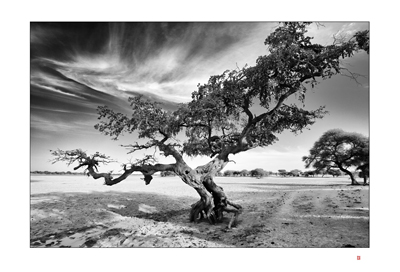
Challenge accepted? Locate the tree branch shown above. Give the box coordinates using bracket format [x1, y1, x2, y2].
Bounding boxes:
[51, 149, 177, 186]
[99, 162, 176, 186]
[242, 97, 254, 124]
[238, 87, 296, 142]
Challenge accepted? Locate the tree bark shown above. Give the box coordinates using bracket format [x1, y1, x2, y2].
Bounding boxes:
[75, 161, 175, 186]
[194, 153, 243, 228]
[357, 163, 369, 185]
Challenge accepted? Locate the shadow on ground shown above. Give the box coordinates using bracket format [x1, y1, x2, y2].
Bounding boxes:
[30, 186, 369, 248]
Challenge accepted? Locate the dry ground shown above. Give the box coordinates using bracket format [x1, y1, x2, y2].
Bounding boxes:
[30, 175, 369, 248]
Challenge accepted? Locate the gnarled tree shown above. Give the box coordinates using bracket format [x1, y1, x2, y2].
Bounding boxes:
[51, 22, 369, 228]
[302, 129, 369, 185]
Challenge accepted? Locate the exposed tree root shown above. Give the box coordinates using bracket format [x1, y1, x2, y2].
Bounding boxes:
[190, 199, 242, 228]
[190, 200, 216, 224]
[189, 175, 243, 228]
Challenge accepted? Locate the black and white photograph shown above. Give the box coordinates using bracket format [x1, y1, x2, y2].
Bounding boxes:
[30, 21, 370, 249]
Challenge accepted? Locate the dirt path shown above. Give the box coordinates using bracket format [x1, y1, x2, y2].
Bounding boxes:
[30, 179, 369, 248]
[258, 187, 369, 247]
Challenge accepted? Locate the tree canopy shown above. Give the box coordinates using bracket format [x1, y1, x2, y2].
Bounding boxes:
[250, 168, 269, 177]
[278, 169, 288, 176]
[92, 22, 369, 162]
[302, 129, 369, 185]
[289, 169, 302, 177]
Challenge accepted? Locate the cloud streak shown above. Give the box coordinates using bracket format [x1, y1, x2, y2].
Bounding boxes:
[31, 22, 272, 104]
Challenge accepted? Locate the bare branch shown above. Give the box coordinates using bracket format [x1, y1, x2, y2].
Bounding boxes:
[51, 149, 177, 186]
[339, 65, 368, 86]
[121, 141, 158, 154]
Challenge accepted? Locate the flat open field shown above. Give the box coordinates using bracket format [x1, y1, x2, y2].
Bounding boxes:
[30, 175, 369, 248]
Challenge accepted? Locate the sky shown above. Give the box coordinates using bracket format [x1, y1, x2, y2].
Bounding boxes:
[30, 22, 369, 173]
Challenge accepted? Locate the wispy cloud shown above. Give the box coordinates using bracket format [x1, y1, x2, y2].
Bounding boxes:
[31, 82, 81, 98]
[333, 22, 367, 38]
[31, 23, 272, 104]
[31, 114, 78, 133]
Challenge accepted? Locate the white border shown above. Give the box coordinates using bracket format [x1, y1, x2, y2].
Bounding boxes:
[2, 0, 399, 271]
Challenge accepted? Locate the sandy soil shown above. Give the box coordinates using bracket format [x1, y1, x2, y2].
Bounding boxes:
[30, 175, 369, 248]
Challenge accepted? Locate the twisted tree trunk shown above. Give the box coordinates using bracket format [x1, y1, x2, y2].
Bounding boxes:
[193, 153, 243, 228]
[73, 147, 242, 228]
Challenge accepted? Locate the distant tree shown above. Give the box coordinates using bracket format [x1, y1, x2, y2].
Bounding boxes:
[240, 169, 250, 177]
[289, 169, 302, 177]
[327, 169, 341, 177]
[250, 168, 267, 178]
[265, 171, 273, 176]
[303, 170, 315, 177]
[278, 169, 287, 177]
[250, 169, 258, 177]
[303, 129, 369, 185]
[223, 170, 235, 177]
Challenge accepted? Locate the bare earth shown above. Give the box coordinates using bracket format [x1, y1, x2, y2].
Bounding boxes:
[30, 175, 369, 248]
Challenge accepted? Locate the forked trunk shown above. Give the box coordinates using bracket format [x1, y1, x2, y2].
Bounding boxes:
[171, 161, 215, 223]
[193, 155, 243, 228]
[349, 173, 359, 185]
[337, 164, 359, 185]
